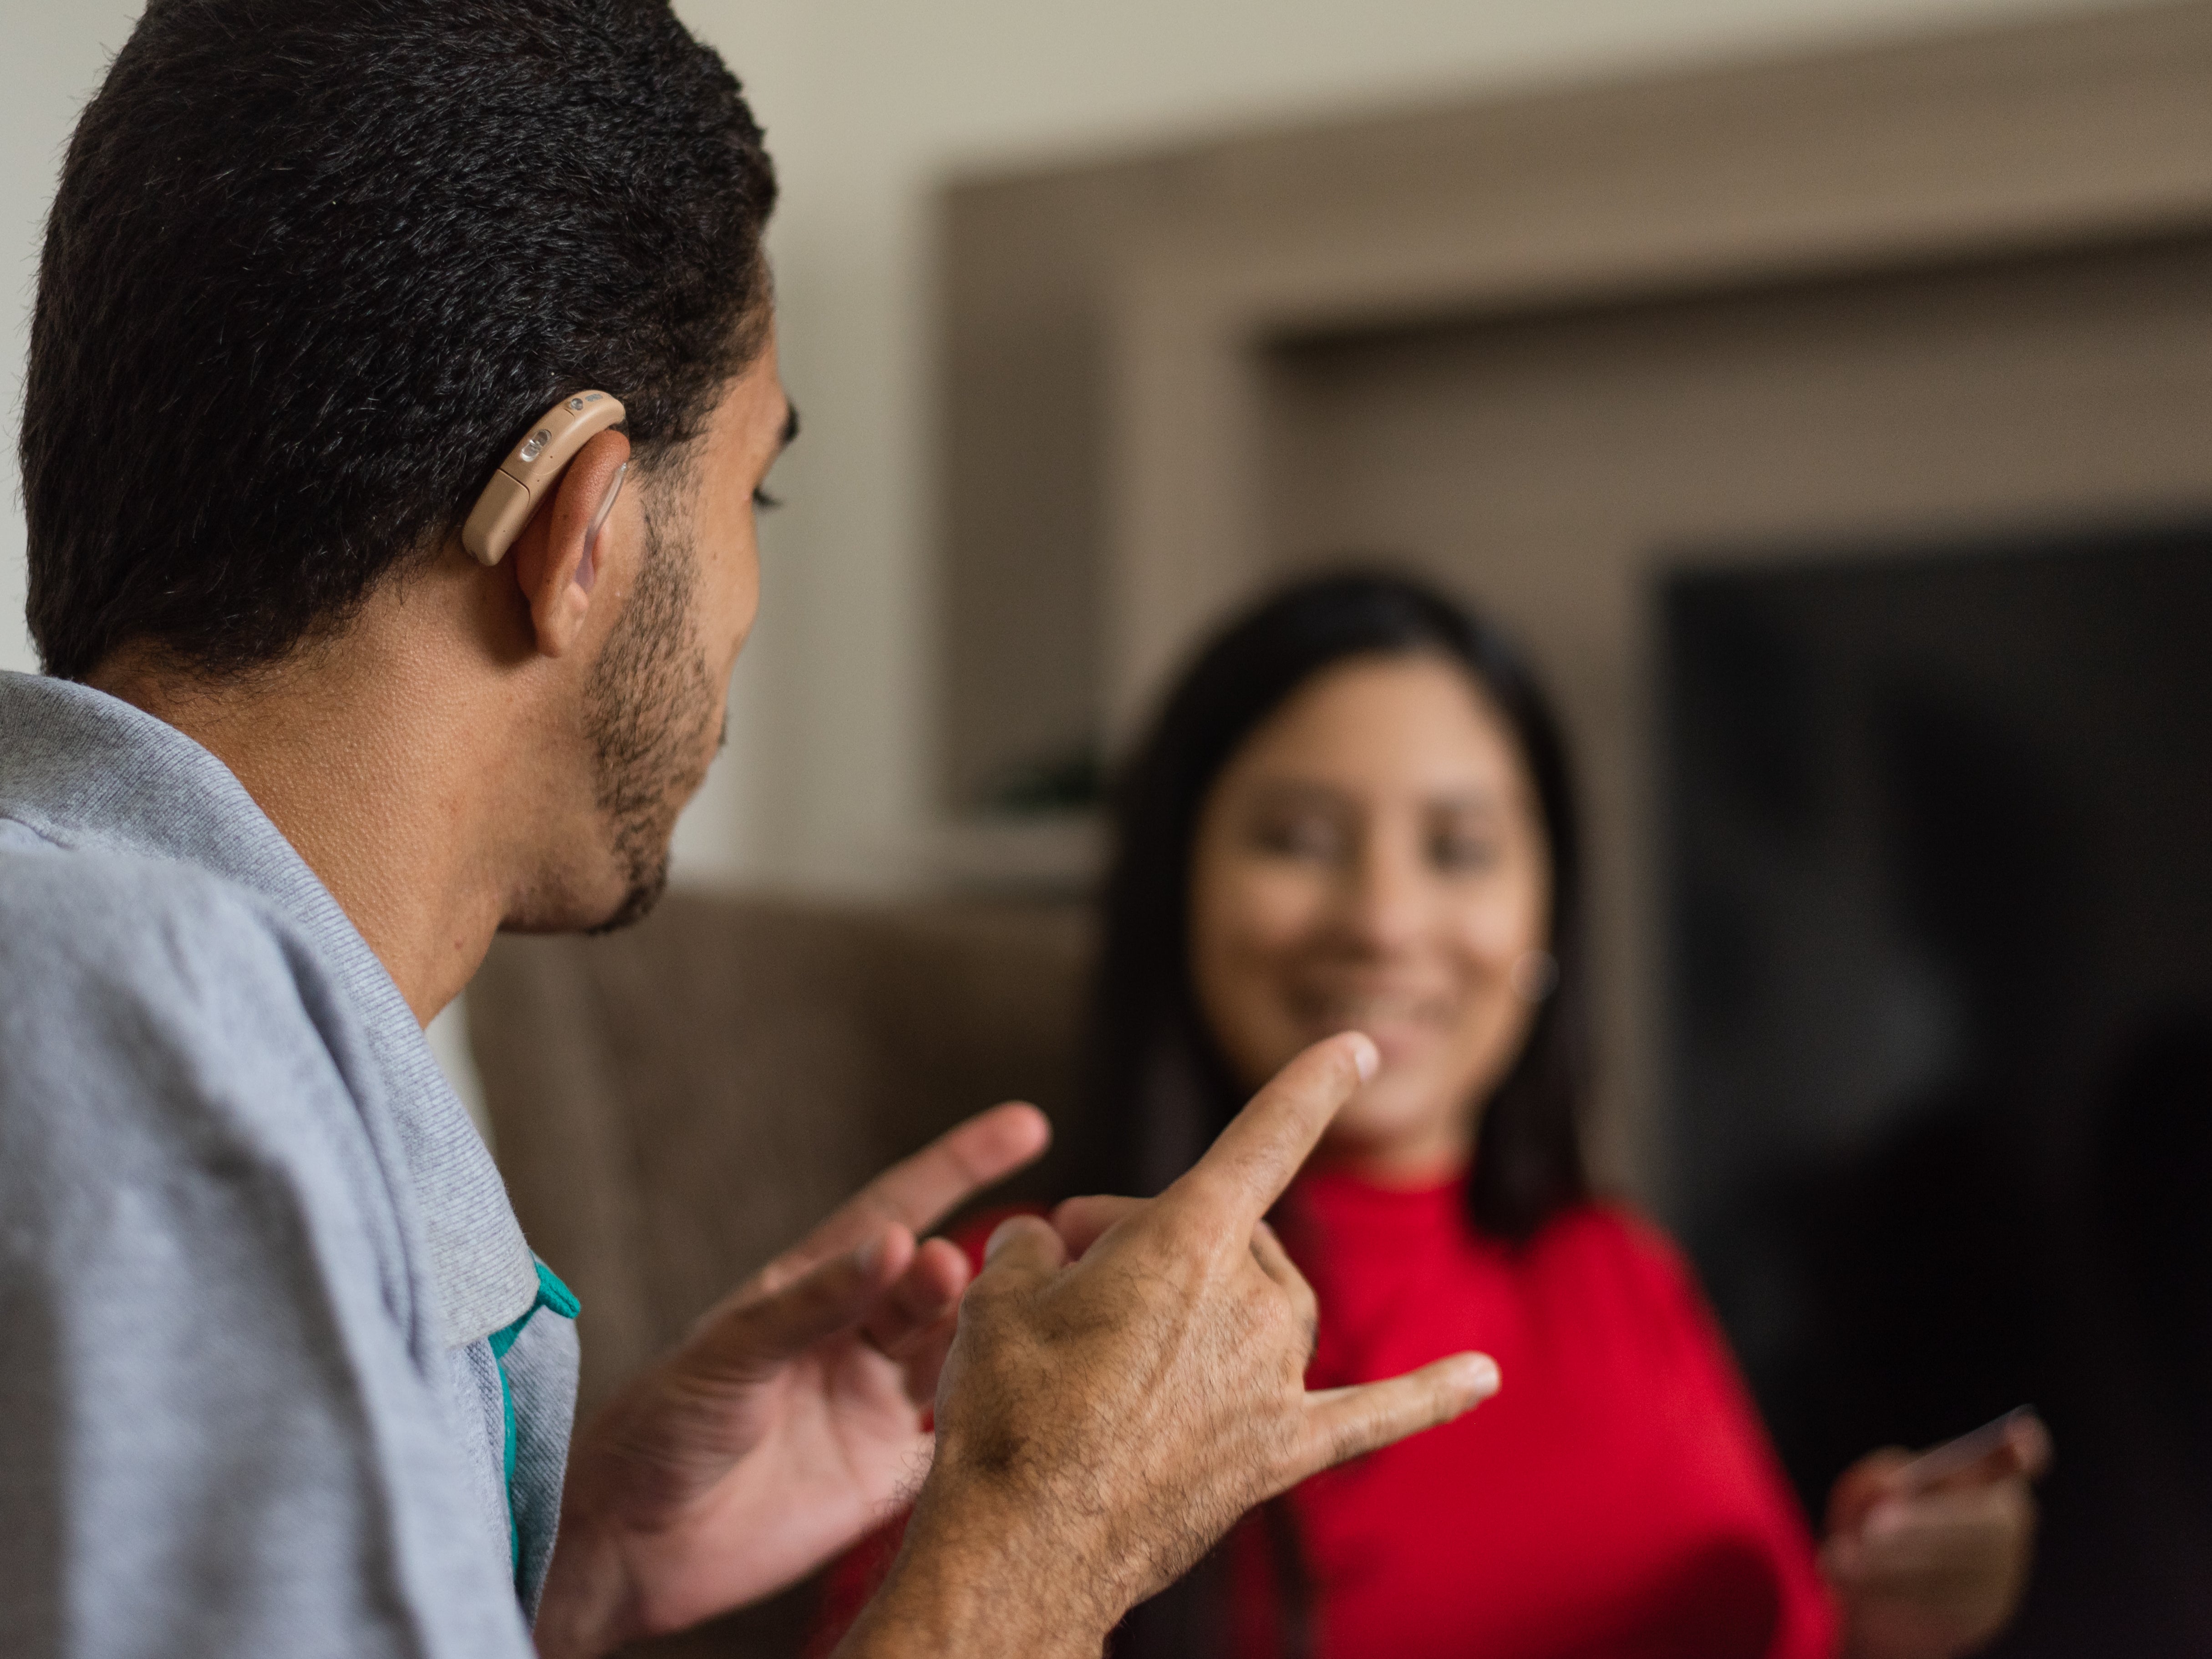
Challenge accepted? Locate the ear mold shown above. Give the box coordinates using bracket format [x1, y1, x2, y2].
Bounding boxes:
[461, 391, 626, 565]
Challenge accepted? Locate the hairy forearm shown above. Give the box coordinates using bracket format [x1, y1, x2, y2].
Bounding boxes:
[835, 1477, 1114, 1659]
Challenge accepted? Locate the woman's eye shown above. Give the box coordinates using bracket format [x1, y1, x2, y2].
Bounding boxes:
[752, 485, 782, 510]
[1430, 832, 1501, 872]
[1254, 819, 1342, 861]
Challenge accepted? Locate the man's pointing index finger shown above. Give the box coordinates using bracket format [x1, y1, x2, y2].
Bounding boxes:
[1168, 1033, 1377, 1226]
[775, 1102, 1051, 1279]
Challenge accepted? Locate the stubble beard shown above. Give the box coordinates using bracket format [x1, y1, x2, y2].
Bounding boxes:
[580, 496, 721, 935]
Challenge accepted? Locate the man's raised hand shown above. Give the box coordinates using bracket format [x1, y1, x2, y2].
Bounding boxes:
[855, 1034, 1500, 1657]
[536, 1101, 1050, 1657]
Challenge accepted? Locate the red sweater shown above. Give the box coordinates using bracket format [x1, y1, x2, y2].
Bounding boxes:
[816, 1170, 1837, 1659]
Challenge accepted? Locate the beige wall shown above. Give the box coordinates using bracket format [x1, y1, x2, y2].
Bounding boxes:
[0, 0, 146, 676]
[2, 0, 2144, 893]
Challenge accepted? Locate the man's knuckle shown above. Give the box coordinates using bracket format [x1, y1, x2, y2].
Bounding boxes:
[1149, 1206, 1220, 1265]
[1171, 1166, 1233, 1216]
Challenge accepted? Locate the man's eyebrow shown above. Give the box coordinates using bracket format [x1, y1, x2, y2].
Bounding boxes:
[779, 401, 800, 451]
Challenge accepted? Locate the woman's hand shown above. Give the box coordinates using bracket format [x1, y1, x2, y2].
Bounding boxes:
[1825, 1410, 2052, 1659]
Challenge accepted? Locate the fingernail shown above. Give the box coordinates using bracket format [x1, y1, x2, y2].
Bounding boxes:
[851, 1233, 888, 1276]
[982, 1219, 1024, 1263]
[1454, 1353, 1501, 1399]
[1348, 1033, 1380, 1082]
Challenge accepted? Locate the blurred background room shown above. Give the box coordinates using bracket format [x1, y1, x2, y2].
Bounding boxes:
[7, 0, 2211, 1652]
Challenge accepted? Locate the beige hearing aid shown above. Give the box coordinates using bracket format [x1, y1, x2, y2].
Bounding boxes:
[461, 390, 626, 565]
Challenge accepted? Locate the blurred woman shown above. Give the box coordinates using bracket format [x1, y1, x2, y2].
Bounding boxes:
[819, 571, 2044, 1659]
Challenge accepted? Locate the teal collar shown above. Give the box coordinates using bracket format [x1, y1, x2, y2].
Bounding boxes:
[490, 1259, 581, 1582]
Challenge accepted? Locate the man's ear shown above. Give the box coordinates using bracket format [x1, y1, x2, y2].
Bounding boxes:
[507, 428, 632, 658]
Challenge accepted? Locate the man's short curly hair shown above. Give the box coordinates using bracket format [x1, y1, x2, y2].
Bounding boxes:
[22, 0, 776, 681]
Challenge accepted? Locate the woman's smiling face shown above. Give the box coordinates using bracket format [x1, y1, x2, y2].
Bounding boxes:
[1187, 652, 1553, 1183]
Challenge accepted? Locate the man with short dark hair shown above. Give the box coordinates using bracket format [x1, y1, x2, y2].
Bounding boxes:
[0, 4, 1497, 1655]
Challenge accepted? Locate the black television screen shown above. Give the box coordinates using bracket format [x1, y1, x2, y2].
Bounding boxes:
[1662, 525, 2212, 1654]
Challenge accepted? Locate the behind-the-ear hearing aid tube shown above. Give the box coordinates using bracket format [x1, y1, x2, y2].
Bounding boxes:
[575, 462, 626, 594]
[462, 390, 627, 566]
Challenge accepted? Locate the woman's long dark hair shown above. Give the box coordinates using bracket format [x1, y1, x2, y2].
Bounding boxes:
[1078, 570, 1594, 1659]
